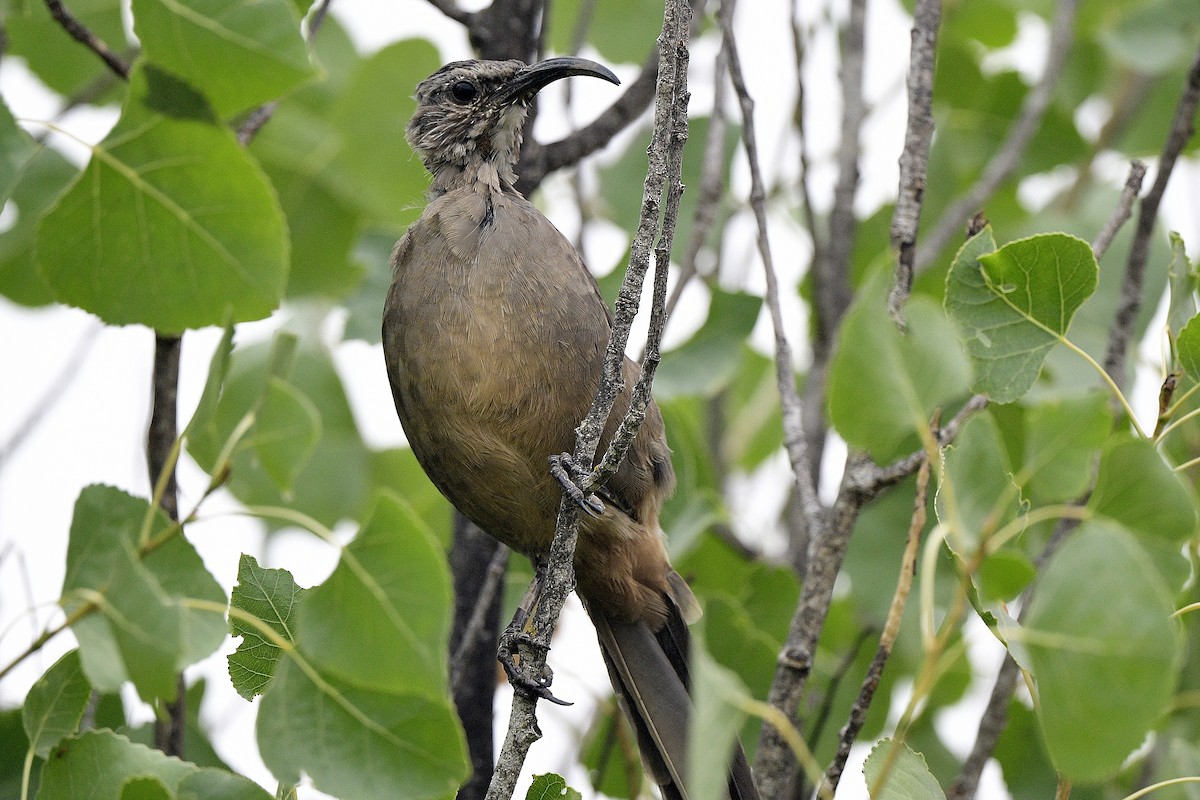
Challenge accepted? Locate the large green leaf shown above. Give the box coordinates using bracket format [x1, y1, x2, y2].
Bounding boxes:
[61, 485, 227, 701]
[296, 492, 453, 697]
[829, 273, 971, 462]
[1019, 392, 1111, 503]
[0, 97, 36, 203]
[0, 146, 78, 307]
[132, 0, 315, 118]
[1022, 521, 1181, 782]
[37, 65, 288, 332]
[687, 632, 750, 800]
[254, 376, 321, 495]
[938, 413, 1015, 549]
[944, 229, 1098, 403]
[228, 554, 305, 699]
[257, 492, 467, 800]
[863, 739, 946, 800]
[546, 0, 660, 64]
[22, 649, 92, 759]
[1086, 436, 1197, 589]
[36, 729, 271, 800]
[656, 290, 762, 399]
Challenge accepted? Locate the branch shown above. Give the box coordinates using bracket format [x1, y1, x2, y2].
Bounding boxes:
[44, 0, 129, 80]
[1102, 44, 1200, 387]
[886, 0, 942, 323]
[425, 0, 474, 25]
[818, 448, 931, 798]
[148, 334, 184, 756]
[485, 1, 692, 795]
[1091, 160, 1146, 260]
[912, 0, 1078, 273]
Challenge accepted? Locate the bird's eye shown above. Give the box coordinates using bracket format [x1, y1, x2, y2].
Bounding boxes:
[449, 80, 478, 103]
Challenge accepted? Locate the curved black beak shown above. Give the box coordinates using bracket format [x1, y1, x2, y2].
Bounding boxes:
[499, 57, 620, 104]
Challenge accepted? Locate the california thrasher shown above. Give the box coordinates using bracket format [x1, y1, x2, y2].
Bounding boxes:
[383, 57, 758, 800]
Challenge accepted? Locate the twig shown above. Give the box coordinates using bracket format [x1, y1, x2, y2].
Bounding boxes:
[1102, 44, 1200, 388]
[485, 2, 692, 796]
[663, 46, 730, 322]
[789, 5, 820, 267]
[803, 627, 875, 756]
[912, 0, 1078, 273]
[451, 542, 510, 691]
[44, 0, 129, 79]
[425, 0, 474, 25]
[148, 334, 184, 756]
[859, 395, 988, 493]
[818, 448, 932, 799]
[886, 0, 942, 324]
[812, 0, 866, 358]
[0, 322, 101, 472]
[1091, 161, 1146, 260]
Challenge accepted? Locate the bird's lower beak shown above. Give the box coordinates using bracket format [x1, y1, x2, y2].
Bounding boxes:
[499, 57, 620, 104]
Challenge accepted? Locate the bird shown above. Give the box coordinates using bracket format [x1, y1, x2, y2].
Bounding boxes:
[382, 57, 758, 800]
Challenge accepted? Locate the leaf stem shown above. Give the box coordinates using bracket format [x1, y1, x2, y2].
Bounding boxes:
[1060, 337, 1148, 439]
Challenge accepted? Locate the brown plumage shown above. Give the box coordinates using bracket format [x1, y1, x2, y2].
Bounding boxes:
[382, 57, 758, 800]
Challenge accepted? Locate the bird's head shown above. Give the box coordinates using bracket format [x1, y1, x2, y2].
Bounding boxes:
[407, 57, 620, 194]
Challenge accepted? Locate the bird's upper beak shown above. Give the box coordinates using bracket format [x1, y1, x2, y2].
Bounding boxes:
[498, 57, 620, 104]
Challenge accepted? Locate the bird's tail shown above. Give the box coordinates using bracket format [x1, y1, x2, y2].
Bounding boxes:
[585, 593, 759, 800]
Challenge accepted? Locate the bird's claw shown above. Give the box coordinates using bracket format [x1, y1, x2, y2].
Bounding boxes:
[549, 453, 605, 517]
[497, 630, 572, 706]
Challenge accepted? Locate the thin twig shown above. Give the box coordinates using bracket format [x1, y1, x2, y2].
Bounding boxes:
[425, 0, 474, 25]
[912, 0, 1078, 272]
[0, 322, 101, 472]
[44, 0, 129, 79]
[859, 394, 988, 493]
[451, 544, 510, 692]
[1102, 44, 1200, 388]
[818, 448, 931, 799]
[485, 2, 692, 796]
[789, 4, 820, 266]
[663, 46, 730, 322]
[886, 0, 942, 324]
[1091, 161, 1147, 260]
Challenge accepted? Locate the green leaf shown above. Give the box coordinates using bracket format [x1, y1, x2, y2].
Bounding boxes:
[22, 649, 92, 758]
[1086, 436, 1196, 589]
[0, 146, 78, 307]
[526, 773, 583, 800]
[258, 658, 467, 800]
[1098, 0, 1199, 75]
[939, 413, 1015, 550]
[254, 377, 321, 494]
[61, 485, 227, 701]
[829, 273, 971, 462]
[228, 554, 305, 700]
[944, 229, 1098, 403]
[1020, 393, 1111, 502]
[0, 97, 37, 203]
[1166, 232, 1198, 364]
[184, 319, 236, 461]
[296, 492, 453, 696]
[547, 0, 660, 64]
[1022, 520, 1181, 782]
[977, 549, 1036, 602]
[656, 290, 762, 399]
[863, 738, 946, 800]
[119, 776, 173, 800]
[6, 0, 129, 97]
[256, 492, 468, 799]
[687, 633, 750, 800]
[0, 709, 38, 799]
[322, 39, 442, 227]
[36, 729, 272, 800]
[1178, 314, 1200, 382]
[36, 65, 288, 332]
[132, 0, 316, 119]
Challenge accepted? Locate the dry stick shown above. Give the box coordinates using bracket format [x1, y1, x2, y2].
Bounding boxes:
[818, 450, 932, 799]
[663, 46, 730, 322]
[912, 0, 1078, 274]
[1103, 44, 1200, 388]
[485, 1, 692, 796]
[886, 0, 942, 324]
[1092, 160, 1147, 261]
[44, 0, 130, 78]
[721, 2, 849, 794]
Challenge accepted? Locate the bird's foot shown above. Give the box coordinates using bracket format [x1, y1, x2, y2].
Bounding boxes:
[497, 621, 572, 706]
[549, 453, 604, 517]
